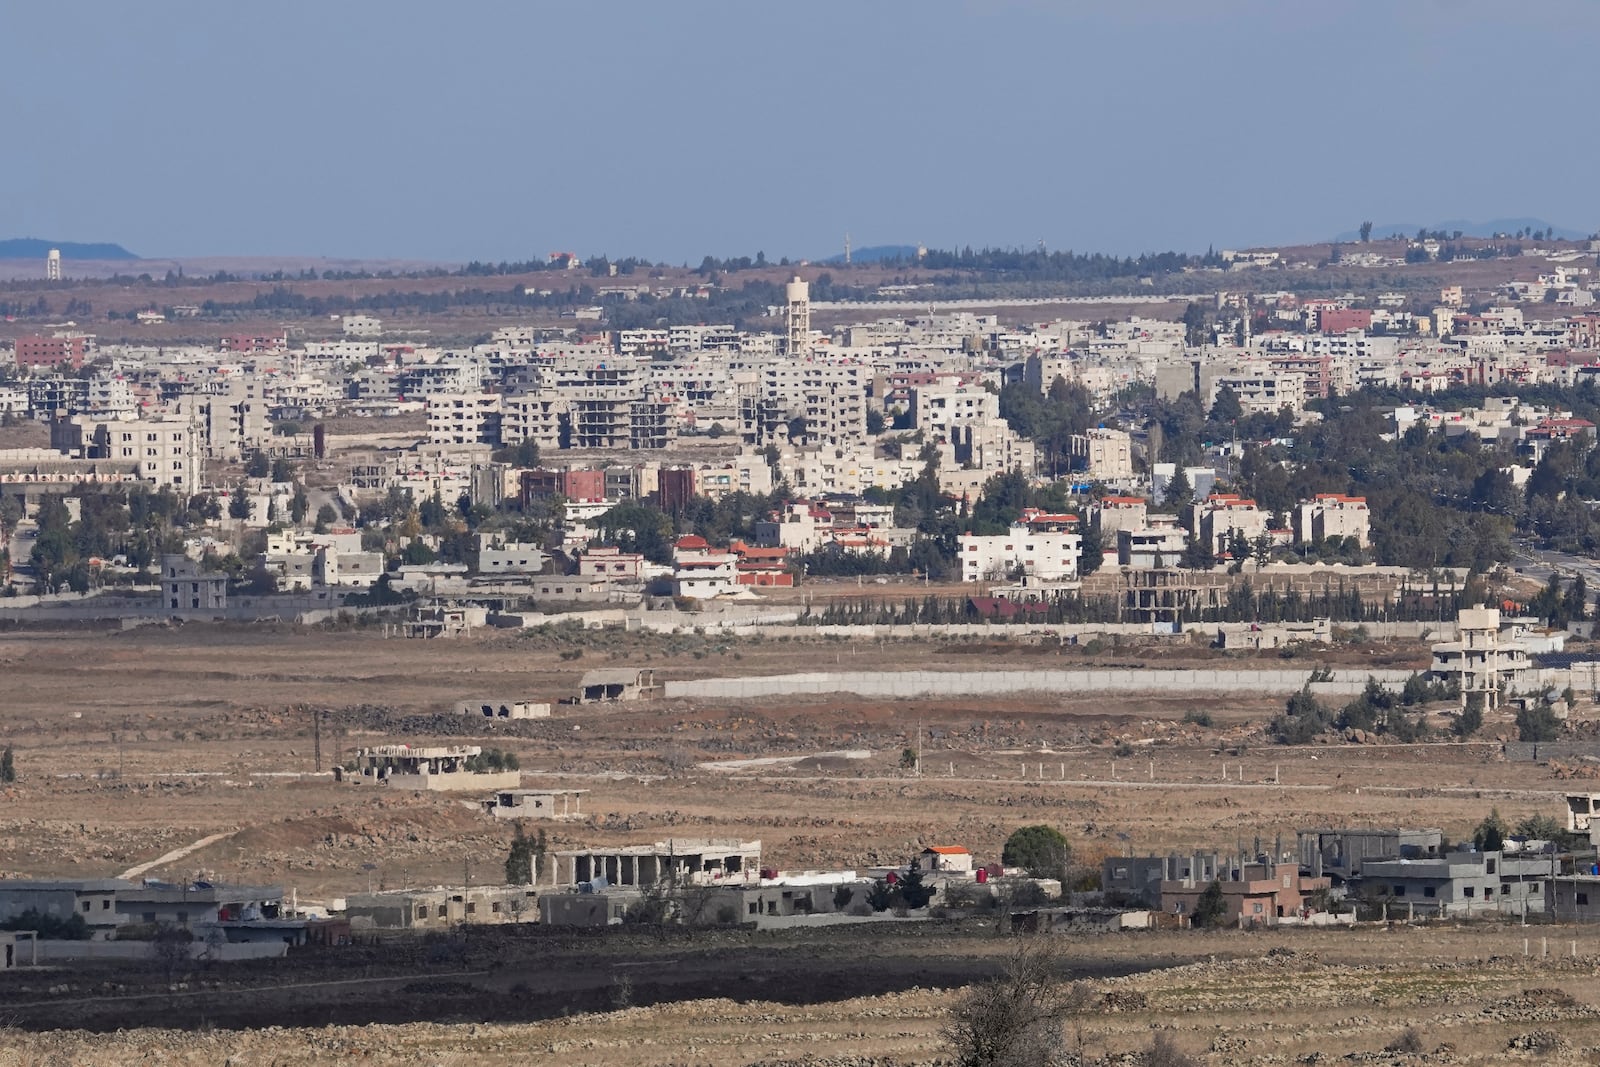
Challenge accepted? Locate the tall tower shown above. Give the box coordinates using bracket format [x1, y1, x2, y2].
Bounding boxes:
[45, 248, 61, 281]
[844, 233, 851, 266]
[785, 276, 810, 358]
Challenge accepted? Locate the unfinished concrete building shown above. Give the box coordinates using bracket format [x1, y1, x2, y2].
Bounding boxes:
[481, 788, 586, 821]
[345, 884, 538, 930]
[456, 699, 551, 720]
[344, 745, 521, 792]
[1296, 828, 1443, 883]
[554, 839, 761, 888]
[578, 668, 659, 703]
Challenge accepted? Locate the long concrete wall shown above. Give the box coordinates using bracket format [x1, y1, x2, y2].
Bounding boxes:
[35, 939, 288, 962]
[663, 668, 1414, 702]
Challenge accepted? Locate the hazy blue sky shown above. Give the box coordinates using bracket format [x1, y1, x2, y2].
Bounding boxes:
[5, 1, 1596, 262]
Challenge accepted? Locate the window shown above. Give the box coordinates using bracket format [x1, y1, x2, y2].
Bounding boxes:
[1578, 892, 1589, 906]
[81, 901, 91, 913]
[102, 899, 110, 910]
[466, 902, 476, 915]
[1393, 885, 1405, 896]
[416, 907, 427, 920]
[1486, 859, 1497, 874]
[1462, 886, 1475, 898]
[1423, 886, 1436, 898]
[437, 905, 447, 918]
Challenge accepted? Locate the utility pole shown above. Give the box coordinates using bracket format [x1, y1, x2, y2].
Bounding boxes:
[312, 706, 322, 773]
[916, 720, 923, 777]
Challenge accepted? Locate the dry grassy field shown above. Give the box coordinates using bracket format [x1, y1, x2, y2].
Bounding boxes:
[2, 622, 1597, 1061]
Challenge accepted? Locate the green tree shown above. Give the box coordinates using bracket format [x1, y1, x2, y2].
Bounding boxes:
[866, 409, 885, 435]
[1473, 808, 1507, 851]
[1516, 703, 1560, 743]
[0, 744, 13, 783]
[270, 457, 294, 483]
[898, 859, 936, 909]
[228, 485, 252, 521]
[290, 485, 309, 524]
[1001, 825, 1070, 883]
[1209, 385, 1243, 424]
[245, 452, 270, 479]
[1455, 693, 1484, 737]
[491, 440, 541, 468]
[505, 826, 546, 885]
[1191, 880, 1227, 927]
[1359, 220, 1374, 243]
[314, 503, 339, 532]
[1162, 469, 1192, 511]
[1078, 521, 1103, 576]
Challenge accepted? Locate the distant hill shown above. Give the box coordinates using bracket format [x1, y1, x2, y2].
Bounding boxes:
[0, 237, 138, 260]
[1331, 218, 1590, 243]
[820, 244, 921, 265]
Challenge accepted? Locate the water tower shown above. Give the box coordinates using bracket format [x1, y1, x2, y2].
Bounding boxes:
[45, 248, 61, 281]
[784, 276, 810, 358]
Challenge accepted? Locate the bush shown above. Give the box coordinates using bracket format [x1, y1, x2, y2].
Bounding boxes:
[1147, 1032, 1201, 1067]
[1385, 1026, 1425, 1054]
[1181, 709, 1213, 727]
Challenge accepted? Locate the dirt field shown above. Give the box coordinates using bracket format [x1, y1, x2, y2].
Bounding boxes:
[0, 625, 1570, 900]
[2, 622, 1597, 1059]
[4, 924, 1600, 1064]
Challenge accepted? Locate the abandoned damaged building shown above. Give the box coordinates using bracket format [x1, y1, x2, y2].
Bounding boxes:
[341, 745, 521, 792]
[554, 839, 761, 888]
[456, 699, 551, 720]
[345, 885, 538, 930]
[481, 788, 587, 820]
[577, 668, 658, 703]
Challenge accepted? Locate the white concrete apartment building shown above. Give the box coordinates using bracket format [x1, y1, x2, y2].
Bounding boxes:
[1202, 362, 1305, 415]
[758, 363, 868, 446]
[960, 525, 1082, 583]
[427, 393, 502, 447]
[1294, 494, 1370, 547]
[1070, 427, 1135, 482]
[909, 382, 999, 439]
[342, 315, 383, 337]
[1188, 493, 1269, 557]
[672, 536, 739, 599]
[500, 392, 567, 451]
[65, 417, 202, 492]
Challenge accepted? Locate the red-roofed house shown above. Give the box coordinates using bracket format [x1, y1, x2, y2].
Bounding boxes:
[730, 540, 793, 588]
[921, 846, 974, 874]
[673, 536, 738, 599]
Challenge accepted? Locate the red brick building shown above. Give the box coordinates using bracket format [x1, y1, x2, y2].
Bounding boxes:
[14, 335, 87, 369]
[1317, 308, 1373, 334]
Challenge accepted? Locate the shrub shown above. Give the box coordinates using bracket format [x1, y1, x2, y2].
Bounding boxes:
[1181, 709, 1213, 727]
[1385, 1026, 1425, 1054]
[1516, 703, 1561, 742]
[1147, 1032, 1201, 1067]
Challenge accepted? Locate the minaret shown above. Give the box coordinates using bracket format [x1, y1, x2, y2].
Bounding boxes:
[46, 248, 61, 281]
[785, 276, 810, 358]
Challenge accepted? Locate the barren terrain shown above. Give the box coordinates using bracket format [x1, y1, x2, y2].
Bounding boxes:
[2, 622, 1598, 1061]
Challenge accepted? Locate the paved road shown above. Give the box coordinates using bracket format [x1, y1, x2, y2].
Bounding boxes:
[1516, 544, 1600, 587]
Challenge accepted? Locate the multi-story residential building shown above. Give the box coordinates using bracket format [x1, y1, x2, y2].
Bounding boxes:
[427, 393, 502, 447]
[1070, 427, 1134, 482]
[909, 381, 998, 439]
[959, 516, 1081, 583]
[14, 335, 89, 370]
[1188, 493, 1268, 558]
[1293, 494, 1370, 546]
[54, 416, 202, 491]
[672, 535, 739, 599]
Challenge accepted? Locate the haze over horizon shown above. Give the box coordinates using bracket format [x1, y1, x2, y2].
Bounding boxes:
[6, 1, 1597, 263]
